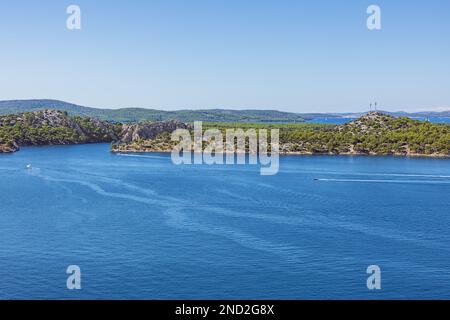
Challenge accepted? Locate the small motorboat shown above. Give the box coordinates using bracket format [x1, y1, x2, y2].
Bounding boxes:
[26, 164, 32, 169]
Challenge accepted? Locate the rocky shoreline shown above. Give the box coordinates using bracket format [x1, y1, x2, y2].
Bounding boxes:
[111, 147, 450, 158]
[0, 141, 19, 153]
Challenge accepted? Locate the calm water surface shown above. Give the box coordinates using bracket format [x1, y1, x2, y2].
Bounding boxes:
[307, 117, 450, 125]
[1, 144, 450, 299]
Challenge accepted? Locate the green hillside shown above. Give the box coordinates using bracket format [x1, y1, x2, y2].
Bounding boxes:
[0, 99, 307, 123]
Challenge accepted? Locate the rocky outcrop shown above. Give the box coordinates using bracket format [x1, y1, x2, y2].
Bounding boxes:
[0, 110, 121, 152]
[119, 120, 190, 143]
[336, 112, 397, 134]
[111, 120, 191, 153]
[0, 110, 191, 153]
[0, 141, 19, 153]
[23, 109, 120, 142]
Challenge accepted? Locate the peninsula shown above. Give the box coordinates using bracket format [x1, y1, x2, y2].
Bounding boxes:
[1, 109, 449, 157]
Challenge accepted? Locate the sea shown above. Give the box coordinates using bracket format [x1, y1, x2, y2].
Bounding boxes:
[1, 144, 450, 299]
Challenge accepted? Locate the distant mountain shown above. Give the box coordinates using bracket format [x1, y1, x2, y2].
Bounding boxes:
[0, 100, 95, 117]
[1, 99, 449, 123]
[0, 100, 307, 123]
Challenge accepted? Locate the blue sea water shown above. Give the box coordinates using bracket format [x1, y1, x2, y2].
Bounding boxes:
[1, 144, 450, 299]
[307, 117, 450, 125]
[306, 118, 355, 124]
[418, 117, 450, 124]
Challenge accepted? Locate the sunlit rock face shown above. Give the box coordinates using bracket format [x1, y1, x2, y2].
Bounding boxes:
[119, 120, 190, 143]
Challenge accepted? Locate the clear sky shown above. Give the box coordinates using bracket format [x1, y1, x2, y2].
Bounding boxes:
[0, 0, 449, 112]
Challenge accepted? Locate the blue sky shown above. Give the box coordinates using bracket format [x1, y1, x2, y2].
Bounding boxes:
[0, 0, 449, 112]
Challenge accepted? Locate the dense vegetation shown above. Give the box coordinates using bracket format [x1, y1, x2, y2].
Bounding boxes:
[114, 113, 450, 156]
[0, 110, 121, 152]
[2, 99, 450, 124]
[202, 113, 450, 155]
[0, 99, 308, 123]
[2, 110, 450, 157]
[204, 114, 450, 155]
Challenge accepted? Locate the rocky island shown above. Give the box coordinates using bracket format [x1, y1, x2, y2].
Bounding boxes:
[1, 110, 449, 157]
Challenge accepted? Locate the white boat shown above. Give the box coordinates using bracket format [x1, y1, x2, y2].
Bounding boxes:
[26, 164, 32, 169]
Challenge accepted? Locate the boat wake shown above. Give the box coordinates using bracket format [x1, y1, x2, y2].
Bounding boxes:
[315, 178, 450, 184]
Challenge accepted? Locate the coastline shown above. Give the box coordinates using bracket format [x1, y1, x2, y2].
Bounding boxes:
[3, 141, 449, 159]
[3, 110, 450, 159]
[110, 146, 450, 159]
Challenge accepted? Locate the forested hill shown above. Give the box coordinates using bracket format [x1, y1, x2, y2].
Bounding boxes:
[0, 110, 121, 152]
[269, 112, 450, 156]
[0, 99, 307, 123]
[2, 99, 450, 123]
